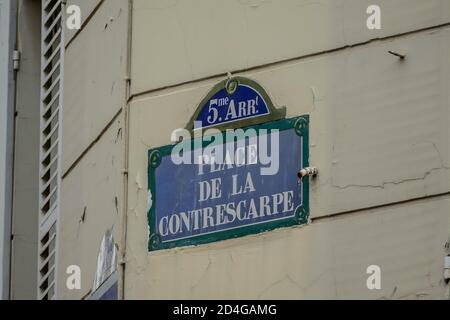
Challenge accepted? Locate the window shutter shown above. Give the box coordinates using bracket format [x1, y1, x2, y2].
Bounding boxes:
[38, 0, 64, 300]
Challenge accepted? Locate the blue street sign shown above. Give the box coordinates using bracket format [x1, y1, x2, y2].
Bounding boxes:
[195, 83, 270, 129]
[147, 116, 309, 251]
[186, 77, 286, 131]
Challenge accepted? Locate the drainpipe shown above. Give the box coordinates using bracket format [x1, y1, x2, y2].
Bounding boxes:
[118, 0, 133, 301]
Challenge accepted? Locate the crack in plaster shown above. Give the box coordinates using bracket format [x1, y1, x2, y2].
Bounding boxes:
[257, 274, 304, 299]
[189, 255, 213, 294]
[332, 166, 450, 190]
[332, 141, 450, 190]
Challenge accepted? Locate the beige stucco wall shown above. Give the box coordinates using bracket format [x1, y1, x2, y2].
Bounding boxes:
[57, 0, 450, 299]
[58, 0, 129, 299]
[65, 0, 103, 45]
[62, 0, 128, 175]
[58, 114, 125, 299]
[131, 0, 450, 94]
[128, 27, 450, 220]
[126, 194, 450, 299]
[125, 25, 450, 299]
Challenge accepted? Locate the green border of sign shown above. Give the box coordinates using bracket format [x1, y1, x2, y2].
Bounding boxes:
[147, 115, 310, 251]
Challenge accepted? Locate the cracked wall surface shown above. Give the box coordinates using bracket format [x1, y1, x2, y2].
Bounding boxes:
[131, 0, 450, 94]
[125, 20, 450, 299]
[65, 0, 103, 45]
[128, 26, 450, 220]
[125, 194, 450, 299]
[57, 0, 450, 299]
[58, 0, 129, 299]
[63, 0, 128, 175]
[58, 115, 124, 299]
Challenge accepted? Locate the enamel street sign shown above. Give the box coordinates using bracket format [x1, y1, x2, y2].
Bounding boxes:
[147, 77, 309, 251]
[186, 77, 286, 132]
